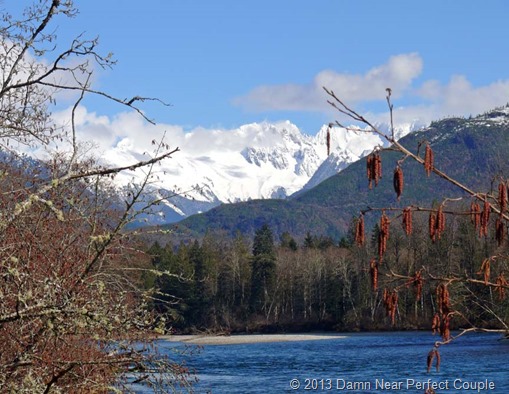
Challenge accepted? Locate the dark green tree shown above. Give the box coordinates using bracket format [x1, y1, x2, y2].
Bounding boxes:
[280, 231, 298, 251]
[152, 242, 193, 328]
[303, 231, 317, 248]
[250, 224, 277, 314]
[189, 240, 212, 326]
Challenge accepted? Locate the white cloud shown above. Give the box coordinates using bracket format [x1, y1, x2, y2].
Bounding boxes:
[431, 75, 509, 116]
[47, 106, 300, 168]
[367, 75, 509, 126]
[38, 50, 509, 168]
[234, 53, 423, 111]
[316, 53, 423, 101]
[234, 52, 509, 130]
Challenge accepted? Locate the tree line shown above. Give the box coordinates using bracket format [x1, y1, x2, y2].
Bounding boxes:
[147, 212, 509, 334]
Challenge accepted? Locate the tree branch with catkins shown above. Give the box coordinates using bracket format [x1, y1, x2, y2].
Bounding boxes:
[324, 86, 509, 371]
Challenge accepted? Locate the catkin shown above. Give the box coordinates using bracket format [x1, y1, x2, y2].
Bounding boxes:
[427, 348, 440, 373]
[393, 166, 404, 200]
[326, 128, 331, 156]
[355, 214, 365, 246]
[370, 259, 378, 291]
[435, 283, 452, 341]
[435, 205, 445, 240]
[436, 283, 450, 315]
[480, 200, 491, 237]
[367, 155, 373, 189]
[402, 207, 412, 236]
[378, 212, 390, 260]
[429, 211, 436, 241]
[424, 144, 434, 177]
[496, 273, 508, 300]
[383, 290, 399, 325]
[499, 182, 507, 214]
[366, 152, 382, 188]
[375, 153, 382, 186]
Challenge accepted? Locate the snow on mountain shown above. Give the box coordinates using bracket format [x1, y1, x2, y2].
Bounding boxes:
[105, 120, 421, 223]
[300, 121, 422, 192]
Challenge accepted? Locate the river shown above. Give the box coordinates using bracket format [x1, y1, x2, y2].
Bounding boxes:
[134, 331, 508, 393]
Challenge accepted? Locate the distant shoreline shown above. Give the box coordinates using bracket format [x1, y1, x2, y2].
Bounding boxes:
[161, 333, 347, 345]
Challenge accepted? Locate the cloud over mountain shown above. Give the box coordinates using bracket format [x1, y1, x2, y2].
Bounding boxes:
[233, 53, 422, 111]
[44, 106, 417, 222]
[233, 52, 509, 127]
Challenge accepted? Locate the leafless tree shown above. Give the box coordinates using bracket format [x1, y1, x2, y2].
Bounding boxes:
[0, 1, 193, 392]
[324, 86, 509, 369]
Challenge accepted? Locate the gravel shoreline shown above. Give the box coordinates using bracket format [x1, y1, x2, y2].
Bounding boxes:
[161, 333, 347, 345]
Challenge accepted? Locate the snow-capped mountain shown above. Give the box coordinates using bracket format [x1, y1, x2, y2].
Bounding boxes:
[106, 120, 421, 224]
[301, 121, 424, 192]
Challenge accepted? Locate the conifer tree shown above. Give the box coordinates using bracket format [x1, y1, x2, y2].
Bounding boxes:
[250, 224, 277, 314]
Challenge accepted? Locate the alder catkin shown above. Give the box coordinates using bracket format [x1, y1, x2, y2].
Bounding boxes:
[402, 207, 412, 236]
[435, 205, 445, 240]
[480, 200, 491, 237]
[355, 214, 365, 246]
[470, 201, 481, 231]
[426, 348, 441, 373]
[326, 128, 331, 156]
[496, 273, 508, 300]
[436, 283, 450, 315]
[393, 166, 404, 200]
[370, 258, 378, 291]
[424, 144, 434, 177]
[499, 182, 507, 214]
[367, 155, 373, 189]
[367, 152, 382, 188]
[429, 211, 436, 241]
[383, 290, 399, 325]
[374, 153, 382, 186]
[378, 212, 390, 260]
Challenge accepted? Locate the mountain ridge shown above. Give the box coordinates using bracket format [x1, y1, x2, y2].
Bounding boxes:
[109, 120, 417, 224]
[169, 106, 509, 241]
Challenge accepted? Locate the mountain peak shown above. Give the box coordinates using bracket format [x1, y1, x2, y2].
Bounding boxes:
[175, 108, 509, 240]
[108, 119, 423, 224]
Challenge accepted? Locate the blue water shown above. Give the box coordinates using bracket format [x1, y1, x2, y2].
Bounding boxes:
[140, 331, 509, 393]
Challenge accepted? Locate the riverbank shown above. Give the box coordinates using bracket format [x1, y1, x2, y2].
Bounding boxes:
[162, 333, 347, 345]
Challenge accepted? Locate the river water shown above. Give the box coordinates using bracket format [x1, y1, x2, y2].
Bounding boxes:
[137, 331, 509, 393]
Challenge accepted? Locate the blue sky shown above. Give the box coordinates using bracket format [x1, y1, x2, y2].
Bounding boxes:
[11, 1, 509, 135]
